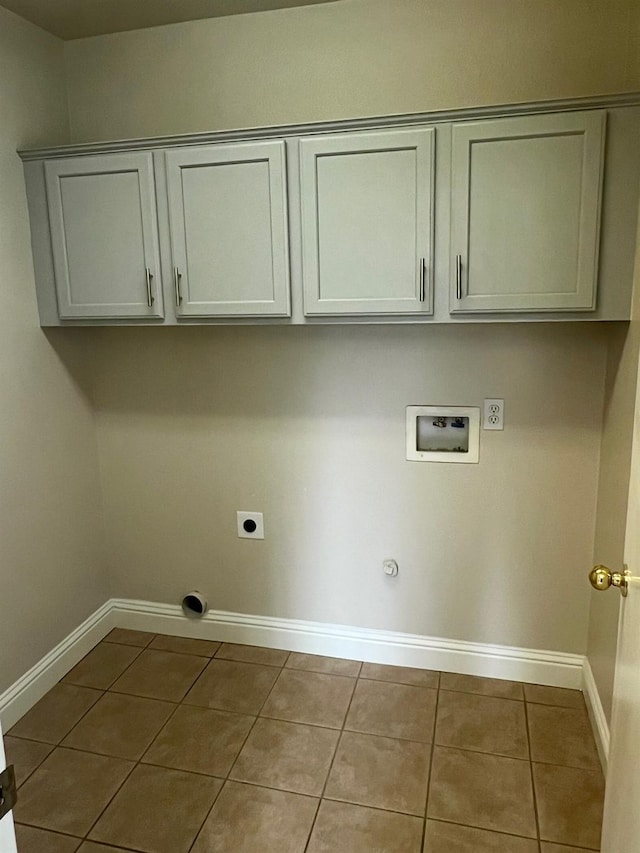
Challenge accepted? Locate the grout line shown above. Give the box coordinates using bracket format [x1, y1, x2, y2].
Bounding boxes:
[135, 647, 218, 660]
[429, 742, 532, 764]
[184, 774, 225, 853]
[33, 688, 107, 749]
[64, 645, 145, 693]
[525, 699, 587, 711]
[438, 686, 524, 703]
[302, 664, 360, 852]
[103, 629, 156, 649]
[79, 646, 210, 845]
[424, 817, 545, 844]
[4, 739, 54, 790]
[358, 675, 440, 690]
[12, 824, 83, 843]
[523, 697, 543, 851]
[69, 754, 137, 845]
[186, 652, 294, 853]
[422, 679, 441, 850]
[137, 758, 228, 780]
[213, 641, 292, 667]
[106, 688, 181, 703]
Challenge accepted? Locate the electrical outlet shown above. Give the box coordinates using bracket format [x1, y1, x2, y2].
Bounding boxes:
[483, 398, 504, 430]
[237, 511, 264, 539]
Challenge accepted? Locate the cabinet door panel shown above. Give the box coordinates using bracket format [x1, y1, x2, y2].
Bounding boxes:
[165, 141, 290, 317]
[300, 129, 434, 315]
[45, 153, 163, 319]
[451, 111, 605, 313]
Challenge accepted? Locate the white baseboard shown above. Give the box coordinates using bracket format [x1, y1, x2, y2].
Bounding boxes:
[112, 598, 585, 688]
[582, 657, 610, 773]
[0, 602, 115, 730]
[0, 597, 587, 730]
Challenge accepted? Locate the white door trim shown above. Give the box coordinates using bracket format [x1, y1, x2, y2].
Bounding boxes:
[582, 657, 611, 772]
[0, 718, 17, 852]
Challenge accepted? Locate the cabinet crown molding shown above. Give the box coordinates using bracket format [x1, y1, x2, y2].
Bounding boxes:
[17, 91, 640, 161]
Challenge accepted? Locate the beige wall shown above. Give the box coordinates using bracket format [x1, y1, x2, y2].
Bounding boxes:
[65, 0, 640, 142]
[60, 0, 640, 657]
[0, 0, 634, 706]
[629, 0, 640, 86]
[92, 324, 606, 653]
[0, 8, 107, 695]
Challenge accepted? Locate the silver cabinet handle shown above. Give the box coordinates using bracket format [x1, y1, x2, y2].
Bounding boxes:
[455, 254, 463, 300]
[145, 268, 154, 307]
[419, 258, 426, 303]
[174, 267, 183, 307]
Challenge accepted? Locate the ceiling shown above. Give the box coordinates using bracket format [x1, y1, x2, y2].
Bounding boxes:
[0, 0, 342, 39]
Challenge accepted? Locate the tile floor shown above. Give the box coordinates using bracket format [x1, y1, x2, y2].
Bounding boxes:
[6, 629, 605, 852]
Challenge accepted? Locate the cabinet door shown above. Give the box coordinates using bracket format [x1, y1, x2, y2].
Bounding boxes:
[450, 111, 605, 313]
[165, 141, 290, 318]
[299, 129, 434, 316]
[45, 153, 163, 319]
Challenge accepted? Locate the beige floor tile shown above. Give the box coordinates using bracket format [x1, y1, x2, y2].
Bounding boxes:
[440, 673, 524, 701]
[14, 747, 133, 837]
[325, 730, 430, 816]
[9, 684, 102, 744]
[360, 662, 439, 689]
[533, 762, 604, 850]
[230, 718, 339, 796]
[142, 704, 254, 776]
[110, 648, 207, 702]
[308, 800, 423, 853]
[149, 634, 221, 657]
[215, 642, 289, 667]
[62, 643, 141, 690]
[286, 652, 362, 677]
[428, 746, 537, 838]
[524, 684, 584, 709]
[540, 845, 597, 852]
[14, 825, 81, 853]
[192, 780, 318, 853]
[423, 820, 538, 852]
[261, 669, 356, 729]
[62, 692, 174, 760]
[103, 628, 155, 647]
[345, 678, 436, 742]
[528, 704, 600, 770]
[184, 658, 280, 714]
[79, 845, 138, 852]
[89, 764, 222, 853]
[435, 691, 528, 759]
[4, 736, 53, 787]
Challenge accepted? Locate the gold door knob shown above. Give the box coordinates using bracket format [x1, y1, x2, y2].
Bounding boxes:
[589, 565, 630, 597]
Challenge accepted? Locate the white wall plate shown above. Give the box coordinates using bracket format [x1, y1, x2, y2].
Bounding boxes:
[237, 511, 264, 539]
[406, 405, 480, 463]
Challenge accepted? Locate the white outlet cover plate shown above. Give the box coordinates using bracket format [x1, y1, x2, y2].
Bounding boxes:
[237, 511, 264, 539]
[483, 398, 504, 430]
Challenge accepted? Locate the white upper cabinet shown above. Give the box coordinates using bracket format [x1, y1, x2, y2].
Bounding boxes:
[299, 128, 435, 316]
[45, 152, 163, 319]
[165, 141, 290, 317]
[25, 101, 638, 326]
[450, 111, 606, 313]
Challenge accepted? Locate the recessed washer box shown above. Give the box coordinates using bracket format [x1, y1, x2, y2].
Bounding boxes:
[406, 406, 480, 463]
